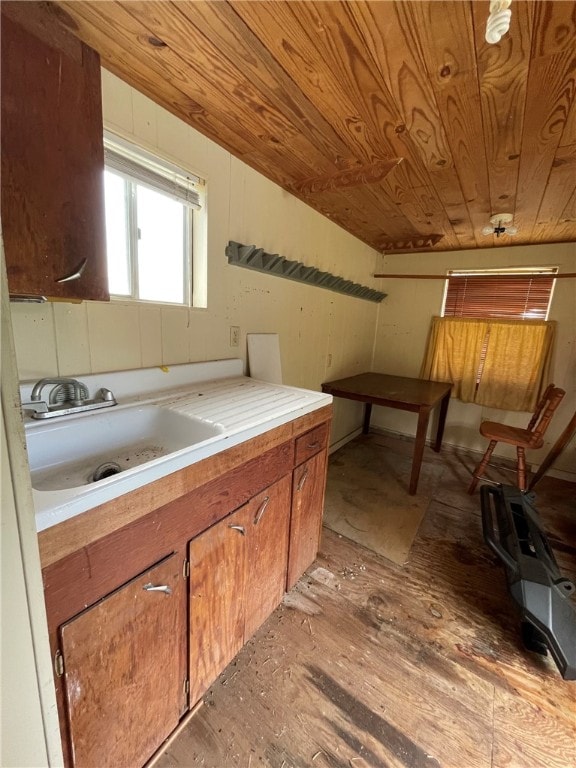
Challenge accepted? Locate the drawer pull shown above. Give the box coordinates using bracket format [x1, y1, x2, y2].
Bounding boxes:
[297, 468, 309, 491]
[306, 441, 321, 450]
[143, 583, 172, 596]
[254, 496, 270, 525]
[229, 524, 246, 536]
[56, 257, 88, 283]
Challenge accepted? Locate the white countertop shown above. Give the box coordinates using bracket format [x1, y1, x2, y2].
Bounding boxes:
[21, 360, 332, 532]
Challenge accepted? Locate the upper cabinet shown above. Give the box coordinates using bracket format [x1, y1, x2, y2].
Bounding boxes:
[1, 7, 109, 301]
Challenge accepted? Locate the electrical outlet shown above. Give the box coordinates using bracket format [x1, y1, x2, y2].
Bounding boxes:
[230, 326, 240, 347]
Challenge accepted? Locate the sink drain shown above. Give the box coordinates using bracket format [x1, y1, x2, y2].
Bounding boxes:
[92, 461, 122, 482]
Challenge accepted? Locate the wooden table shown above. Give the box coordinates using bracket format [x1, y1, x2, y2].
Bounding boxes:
[322, 372, 452, 495]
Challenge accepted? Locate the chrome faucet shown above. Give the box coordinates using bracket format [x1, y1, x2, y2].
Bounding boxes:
[23, 376, 117, 420]
[31, 377, 87, 406]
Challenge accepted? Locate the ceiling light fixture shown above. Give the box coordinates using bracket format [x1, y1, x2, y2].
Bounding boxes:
[485, 0, 512, 44]
[482, 213, 518, 238]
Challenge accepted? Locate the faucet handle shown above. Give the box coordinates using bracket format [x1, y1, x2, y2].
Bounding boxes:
[97, 388, 116, 403]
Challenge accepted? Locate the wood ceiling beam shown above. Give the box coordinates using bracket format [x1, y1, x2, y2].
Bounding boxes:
[290, 158, 403, 196]
[376, 234, 445, 253]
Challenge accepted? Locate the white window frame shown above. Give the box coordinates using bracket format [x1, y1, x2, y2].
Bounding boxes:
[103, 132, 206, 307]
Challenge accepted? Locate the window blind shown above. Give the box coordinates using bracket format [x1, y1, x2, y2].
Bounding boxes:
[104, 139, 202, 210]
[444, 273, 556, 319]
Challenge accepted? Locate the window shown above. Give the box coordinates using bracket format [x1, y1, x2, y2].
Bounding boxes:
[103, 134, 205, 305]
[442, 268, 557, 319]
[421, 269, 558, 412]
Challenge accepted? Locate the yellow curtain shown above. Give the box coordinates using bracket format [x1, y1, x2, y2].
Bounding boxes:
[420, 317, 556, 411]
[420, 317, 488, 402]
[476, 319, 555, 411]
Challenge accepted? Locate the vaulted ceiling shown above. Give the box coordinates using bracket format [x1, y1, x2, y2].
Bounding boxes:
[22, 2, 576, 253]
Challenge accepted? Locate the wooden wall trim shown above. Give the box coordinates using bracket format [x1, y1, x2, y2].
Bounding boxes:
[373, 272, 576, 279]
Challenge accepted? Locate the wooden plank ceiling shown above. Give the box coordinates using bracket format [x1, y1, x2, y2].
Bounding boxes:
[44, 1, 576, 253]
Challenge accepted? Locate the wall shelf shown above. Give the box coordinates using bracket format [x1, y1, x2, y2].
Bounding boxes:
[226, 241, 386, 303]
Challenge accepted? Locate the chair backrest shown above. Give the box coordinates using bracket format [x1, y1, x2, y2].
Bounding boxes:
[526, 384, 566, 447]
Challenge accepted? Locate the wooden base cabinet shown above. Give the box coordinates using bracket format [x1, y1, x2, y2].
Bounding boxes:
[58, 554, 185, 768]
[40, 410, 331, 767]
[287, 423, 330, 589]
[189, 477, 291, 704]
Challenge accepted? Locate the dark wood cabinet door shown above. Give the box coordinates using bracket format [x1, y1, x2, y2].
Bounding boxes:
[59, 554, 183, 768]
[244, 475, 291, 639]
[287, 450, 328, 590]
[188, 505, 249, 706]
[1, 11, 109, 301]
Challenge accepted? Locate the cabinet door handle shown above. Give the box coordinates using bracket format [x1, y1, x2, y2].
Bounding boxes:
[254, 496, 270, 525]
[297, 468, 309, 491]
[55, 257, 88, 283]
[229, 524, 246, 535]
[143, 583, 172, 596]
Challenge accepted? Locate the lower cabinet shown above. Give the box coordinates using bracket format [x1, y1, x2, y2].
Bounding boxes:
[287, 424, 330, 589]
[58, 554, 185, 768]
[42, 412, 331, 767]
[188, 476, 291, 704]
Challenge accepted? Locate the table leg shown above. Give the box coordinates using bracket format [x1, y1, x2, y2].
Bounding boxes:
[433, 391, 450, 452]
[363, 402, 372, 434]
[410, 407, 431, 495]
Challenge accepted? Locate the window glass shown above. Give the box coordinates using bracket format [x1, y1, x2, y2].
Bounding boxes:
[136, 185, 186, 304]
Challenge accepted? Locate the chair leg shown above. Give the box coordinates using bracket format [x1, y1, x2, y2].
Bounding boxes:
[468, 440, 498, 493]
[517, 446, 527, 491]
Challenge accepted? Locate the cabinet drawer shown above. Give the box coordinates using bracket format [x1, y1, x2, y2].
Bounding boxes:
[295, 422, 329, 465]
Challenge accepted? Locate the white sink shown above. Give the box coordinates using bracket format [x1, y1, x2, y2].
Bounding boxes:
[20, 361, 333, 532]
[25, 404, 223, 492]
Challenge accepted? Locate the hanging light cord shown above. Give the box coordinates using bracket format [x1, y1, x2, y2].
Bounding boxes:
[486, 0, 512, 44]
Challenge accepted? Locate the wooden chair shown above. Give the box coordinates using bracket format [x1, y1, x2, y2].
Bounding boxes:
[468, 384, 566, 493]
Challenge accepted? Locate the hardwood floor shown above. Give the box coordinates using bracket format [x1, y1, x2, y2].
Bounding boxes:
[156, 436, 576, 768]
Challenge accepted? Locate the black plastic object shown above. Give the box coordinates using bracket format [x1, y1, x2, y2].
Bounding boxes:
[480, 484, 576, 681]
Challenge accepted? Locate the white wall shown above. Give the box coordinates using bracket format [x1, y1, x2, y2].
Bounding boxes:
[9, 70, 381, 447]
[372, 243, 576, 477]
[1, 257, 62, 767]
[1, 412, 52, 767]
